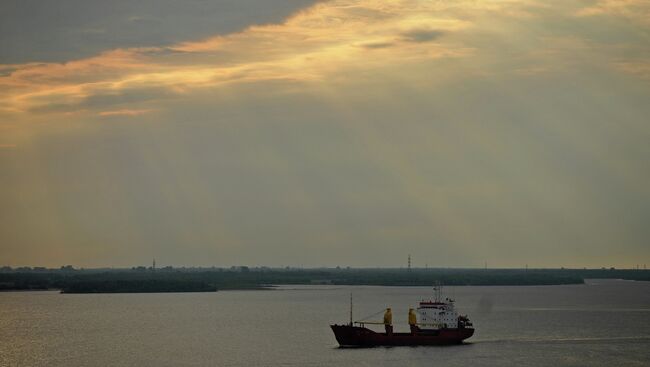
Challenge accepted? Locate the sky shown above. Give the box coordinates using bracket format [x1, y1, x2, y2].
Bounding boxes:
[1, 0, 649, 269]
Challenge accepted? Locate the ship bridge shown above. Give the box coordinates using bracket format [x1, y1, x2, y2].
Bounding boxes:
[416, 286, 459, 329]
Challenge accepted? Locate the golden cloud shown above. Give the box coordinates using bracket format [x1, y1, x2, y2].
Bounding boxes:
[0, 0, 646, 119]
[0, 0, 479, 116]
[613, 61, 650, 79]
[575, 0, 650, 24]
[98, 109, 155, 117]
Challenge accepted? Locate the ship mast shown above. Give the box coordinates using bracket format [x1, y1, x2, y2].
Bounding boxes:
[433, 281, 442, 302]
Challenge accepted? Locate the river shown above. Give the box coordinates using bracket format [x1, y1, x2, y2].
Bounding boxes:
[1, 279, 648, 366]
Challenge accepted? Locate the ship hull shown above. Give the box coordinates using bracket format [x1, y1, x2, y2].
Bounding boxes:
[331, 324, 474, 347]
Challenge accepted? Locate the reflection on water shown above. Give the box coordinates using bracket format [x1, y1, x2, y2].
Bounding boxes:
[1, 280, 649, 366]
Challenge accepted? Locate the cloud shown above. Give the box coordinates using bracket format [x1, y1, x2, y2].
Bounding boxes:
[575, 0, 650, 24]
[358, 28, 446, 49]
[98, 109, 154, 117]
[0, 0, 474, 116]
[613, 61, 650, 79]
[400, 29, 444, 43]
[0, 65, 20, 77]
[359, 41, 395, 49]
[1, 0, 647, 119]
[0, 0, 319, 63]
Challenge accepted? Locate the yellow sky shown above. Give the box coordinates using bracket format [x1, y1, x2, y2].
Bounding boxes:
[1, 0, 649, 267]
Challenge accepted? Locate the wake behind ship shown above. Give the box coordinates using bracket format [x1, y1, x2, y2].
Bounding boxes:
[331, 286, 474, 347]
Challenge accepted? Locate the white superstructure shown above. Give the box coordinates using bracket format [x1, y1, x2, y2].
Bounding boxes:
[416, 285, 459, 329]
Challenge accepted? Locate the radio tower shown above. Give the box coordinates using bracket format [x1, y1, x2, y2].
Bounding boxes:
[408, 254, 411, 272]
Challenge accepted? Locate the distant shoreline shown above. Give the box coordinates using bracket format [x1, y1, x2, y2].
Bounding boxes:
[1, 267, 647, 294]
[2, 278, 649, 294]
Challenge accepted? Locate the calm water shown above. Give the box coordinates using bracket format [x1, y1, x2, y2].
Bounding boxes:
[1, 280, 649, 366]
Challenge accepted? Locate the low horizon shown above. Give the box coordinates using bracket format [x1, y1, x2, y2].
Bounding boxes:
[3, 263, 647, 271]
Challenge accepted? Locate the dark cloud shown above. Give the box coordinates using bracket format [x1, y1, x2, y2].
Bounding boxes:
[0, 0, 318, 64]
[0, 66, 19, 77]
[401, 29, 444, 43]
[359, 41, 395, 49]
[358, 28, 445, 50]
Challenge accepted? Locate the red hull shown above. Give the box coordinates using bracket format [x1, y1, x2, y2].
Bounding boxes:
[331, 324, 474, 347]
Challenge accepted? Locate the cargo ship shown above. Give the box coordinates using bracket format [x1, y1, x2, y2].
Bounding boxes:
[331, 286, 474, 347]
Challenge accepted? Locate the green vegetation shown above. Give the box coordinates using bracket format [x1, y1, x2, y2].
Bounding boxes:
[1, 267, 648, 293]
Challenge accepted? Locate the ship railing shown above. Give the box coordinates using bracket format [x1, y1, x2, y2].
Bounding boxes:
[416, 322, 446, 328]
[353, 321, 386, 327]
[353, 321, 448, 328]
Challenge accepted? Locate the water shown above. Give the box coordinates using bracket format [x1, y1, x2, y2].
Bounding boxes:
[1, 279, 649, 366]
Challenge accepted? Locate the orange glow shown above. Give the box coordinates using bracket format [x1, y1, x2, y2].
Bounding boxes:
[98, 109, 154, 117]
[0, 0, 646, 120]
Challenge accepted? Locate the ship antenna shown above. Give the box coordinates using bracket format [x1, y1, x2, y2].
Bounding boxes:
[433, 281, 443, 302]
[349, 292, 353, 326]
